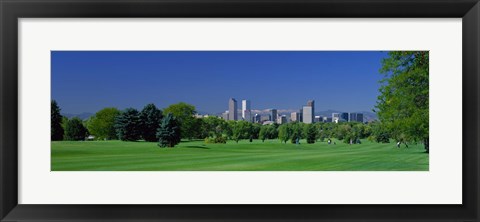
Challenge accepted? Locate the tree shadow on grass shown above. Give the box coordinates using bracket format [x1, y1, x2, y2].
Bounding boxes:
[182, 145, 210, 150]
[180, 140, 204, 143]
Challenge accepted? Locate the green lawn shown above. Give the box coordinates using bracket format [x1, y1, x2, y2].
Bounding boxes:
[51, 139, 428, 171]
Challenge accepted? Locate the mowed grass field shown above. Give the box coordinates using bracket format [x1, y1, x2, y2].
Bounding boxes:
[51, 139, 428, 171]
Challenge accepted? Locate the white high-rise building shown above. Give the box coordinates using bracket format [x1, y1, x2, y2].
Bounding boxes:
[291, 112, 300, 122]
[242, 100, 251, 122]
[302, 106, 313, 124]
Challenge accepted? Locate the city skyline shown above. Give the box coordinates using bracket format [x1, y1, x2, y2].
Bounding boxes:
[219, 97, 368, 124]
[52, 51, 387, 114]
[60, 97, 377, 119]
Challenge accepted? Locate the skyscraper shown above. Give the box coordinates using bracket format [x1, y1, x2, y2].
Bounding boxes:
[356, 113, 364, 123]
[299, 108, 303, 122]
[340, 112, 349, 122]
[228, 98, 238, 121]
[303, 100, 315, 123]
[270, 109, 277, 122]
[307, 99, 315, 122]
[349, 113, 357, 122]
[348, 113, 364, 122]
[291, 112, 300, 122]
[302, 106, 313, 124]
[242, 100, 251, 122]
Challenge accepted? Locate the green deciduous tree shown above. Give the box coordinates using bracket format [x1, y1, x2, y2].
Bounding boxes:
[251, 123, 261, 140]
[51, 100, 64, 141]
[259, 125, 268, 142]
[290, 122, 304, 143]
[368, 121, 390, 143]
[139, 104, 163, 142]
[203, 116, 228, 138]
[259, 124, 278, 142]
[87, 107, 121, 140]
[268, 124, 279, 139]
[231, 121, 252, 143]
[376, 51, 429, 152]
[314, 123, 327, 142]
[114, 108, 141, 141]
[157, 113, 181, 148]
[191, 117, 206, 139]
[278, 124, 291, 144]
[64, 117, 88, 141]
[164, 102, 197, 140]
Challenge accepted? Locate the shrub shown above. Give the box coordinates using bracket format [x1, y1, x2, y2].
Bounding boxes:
[205, 136, 227, 144]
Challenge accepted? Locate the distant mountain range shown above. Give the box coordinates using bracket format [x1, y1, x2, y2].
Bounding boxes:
[62, 112, 94, 120]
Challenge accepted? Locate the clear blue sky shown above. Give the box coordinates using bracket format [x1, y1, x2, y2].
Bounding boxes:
[51, 51, 388, 114]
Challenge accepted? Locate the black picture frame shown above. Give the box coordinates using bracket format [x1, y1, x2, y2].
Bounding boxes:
[1, 0, 479, 221]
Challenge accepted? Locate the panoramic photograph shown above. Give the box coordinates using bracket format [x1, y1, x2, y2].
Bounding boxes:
[51, 51, 429, 171]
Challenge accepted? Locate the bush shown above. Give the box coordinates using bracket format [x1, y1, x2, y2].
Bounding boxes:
[205, 136, 227, 144]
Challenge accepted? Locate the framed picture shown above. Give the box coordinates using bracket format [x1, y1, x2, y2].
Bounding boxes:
[1, 0, 479, 221]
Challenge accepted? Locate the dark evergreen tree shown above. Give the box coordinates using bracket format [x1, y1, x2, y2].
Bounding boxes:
[114, 108, 141, 141]
[64, 118, 88, 141]
[51, 100, 64, 141]
[157, 113, 181, 148]
[139, 104, 163, 142]
[306, 124, 317, 144]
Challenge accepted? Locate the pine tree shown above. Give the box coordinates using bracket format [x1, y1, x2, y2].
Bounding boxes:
[157, 113, 181, 148]
[51, 100, 64, 141]
[139, 104, 163, 142]
[114, 108, 141, 141]
[64, 118, 88, 141]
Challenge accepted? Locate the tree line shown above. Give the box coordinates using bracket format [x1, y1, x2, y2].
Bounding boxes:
[51, 102, 190, 147]
[52, 99, 389, 147]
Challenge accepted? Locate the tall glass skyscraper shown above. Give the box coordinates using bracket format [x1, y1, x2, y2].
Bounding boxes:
[228, 98, 238, 121]
[303, 100, 315, 123]
[270, 109, 277, 122]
